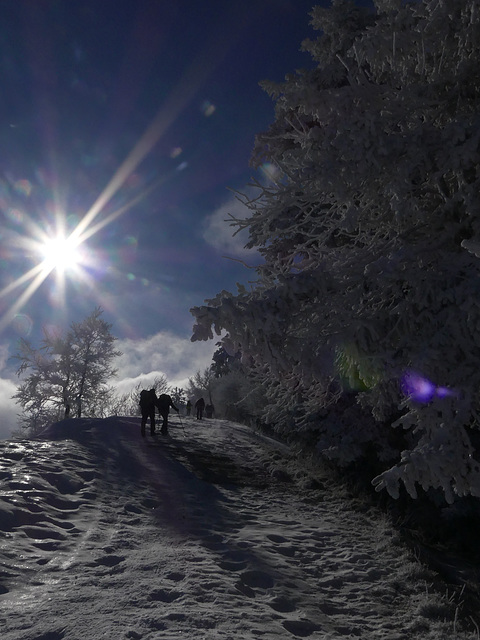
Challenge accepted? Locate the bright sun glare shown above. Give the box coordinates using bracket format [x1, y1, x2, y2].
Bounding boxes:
[0, 37, 218, 334]
[41, 236, 81, 272]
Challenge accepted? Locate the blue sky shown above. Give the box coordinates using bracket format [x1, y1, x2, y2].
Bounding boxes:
[0, 0, 370, 436]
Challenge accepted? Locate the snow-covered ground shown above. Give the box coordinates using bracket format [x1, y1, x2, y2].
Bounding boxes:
[0, 415, 478, 639]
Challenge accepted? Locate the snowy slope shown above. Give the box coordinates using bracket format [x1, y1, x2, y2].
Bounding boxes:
[0, 415, 477, 639]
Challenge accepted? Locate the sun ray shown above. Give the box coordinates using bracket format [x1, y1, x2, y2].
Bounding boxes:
[0, 267, 52, 333]
[75, 173, 169, 245]
[71, 28, 232, 245]
[0, 264, 42, 301]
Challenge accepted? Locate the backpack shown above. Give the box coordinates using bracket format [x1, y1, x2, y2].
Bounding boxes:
[157, 394, 171, 409]
[139, 389, 155, 407]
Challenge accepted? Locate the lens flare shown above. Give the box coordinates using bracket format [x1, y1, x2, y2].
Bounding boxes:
[201, 100, 216, 117]
[12, 313, 33, 336]
[14, 179, 32, 197]
[402, 371, 453, 403]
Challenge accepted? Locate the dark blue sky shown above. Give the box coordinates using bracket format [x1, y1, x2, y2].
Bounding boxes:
[0, 0, 371, 351]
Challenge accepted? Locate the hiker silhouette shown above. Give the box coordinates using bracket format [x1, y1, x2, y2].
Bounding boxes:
[156, 393, 179, 435]
[139, 389, 158, 436]
[205, 403, 214, 419]
[195, 397, 205, 420]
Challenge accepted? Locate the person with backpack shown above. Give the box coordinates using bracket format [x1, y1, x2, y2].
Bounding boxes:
[195, 397, 205, 420]
[139, 388, 158, 437]
[156, 393, 179, 435]
[205, 403, 214, 419]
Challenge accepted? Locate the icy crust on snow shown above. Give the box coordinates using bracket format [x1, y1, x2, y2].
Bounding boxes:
[0, 416, 477, 639]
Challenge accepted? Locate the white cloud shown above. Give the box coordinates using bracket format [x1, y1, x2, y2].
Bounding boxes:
[203, 167, 282, 259]
[113, 331, 218, 394]
[0, 378, 20, 439]
[0, 343, 9, 370]
[203, 193, 258, 259]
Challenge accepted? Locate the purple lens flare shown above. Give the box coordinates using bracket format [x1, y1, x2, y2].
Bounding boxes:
[402, 371, 453, 403]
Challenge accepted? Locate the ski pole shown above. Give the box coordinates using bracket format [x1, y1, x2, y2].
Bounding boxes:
[177, 411, 186, 437]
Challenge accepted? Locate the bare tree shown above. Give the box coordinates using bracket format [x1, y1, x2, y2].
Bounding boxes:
[186, 367, 216, 405]
[13, 307, 121, 434]
[169, 386, 186, 407]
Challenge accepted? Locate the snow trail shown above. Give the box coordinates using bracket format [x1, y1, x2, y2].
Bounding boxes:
[0, 416, 476, 639]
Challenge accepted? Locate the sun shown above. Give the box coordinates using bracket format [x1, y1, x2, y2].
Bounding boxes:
[41, 235, 82, 273]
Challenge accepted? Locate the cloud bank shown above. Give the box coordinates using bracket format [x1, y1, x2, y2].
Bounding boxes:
[114, 331, 218, 394]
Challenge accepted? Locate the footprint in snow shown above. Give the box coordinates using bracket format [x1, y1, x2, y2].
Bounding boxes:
[149, 588, 182, 602]
[282, 618, 320, 637]
[90, 554, 125, 567]
[267, 533, 288, 543]
[239, 569, 275, 589]
[165, 571, 185, 582]
[268, 595, 296, 613]
[218, 559, 248, 571]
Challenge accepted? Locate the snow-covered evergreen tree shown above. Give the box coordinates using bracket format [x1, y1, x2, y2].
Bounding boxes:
[191, 1, 480, 502]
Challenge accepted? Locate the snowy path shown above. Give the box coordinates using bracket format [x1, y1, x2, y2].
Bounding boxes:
[0, 416, 476, 639]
